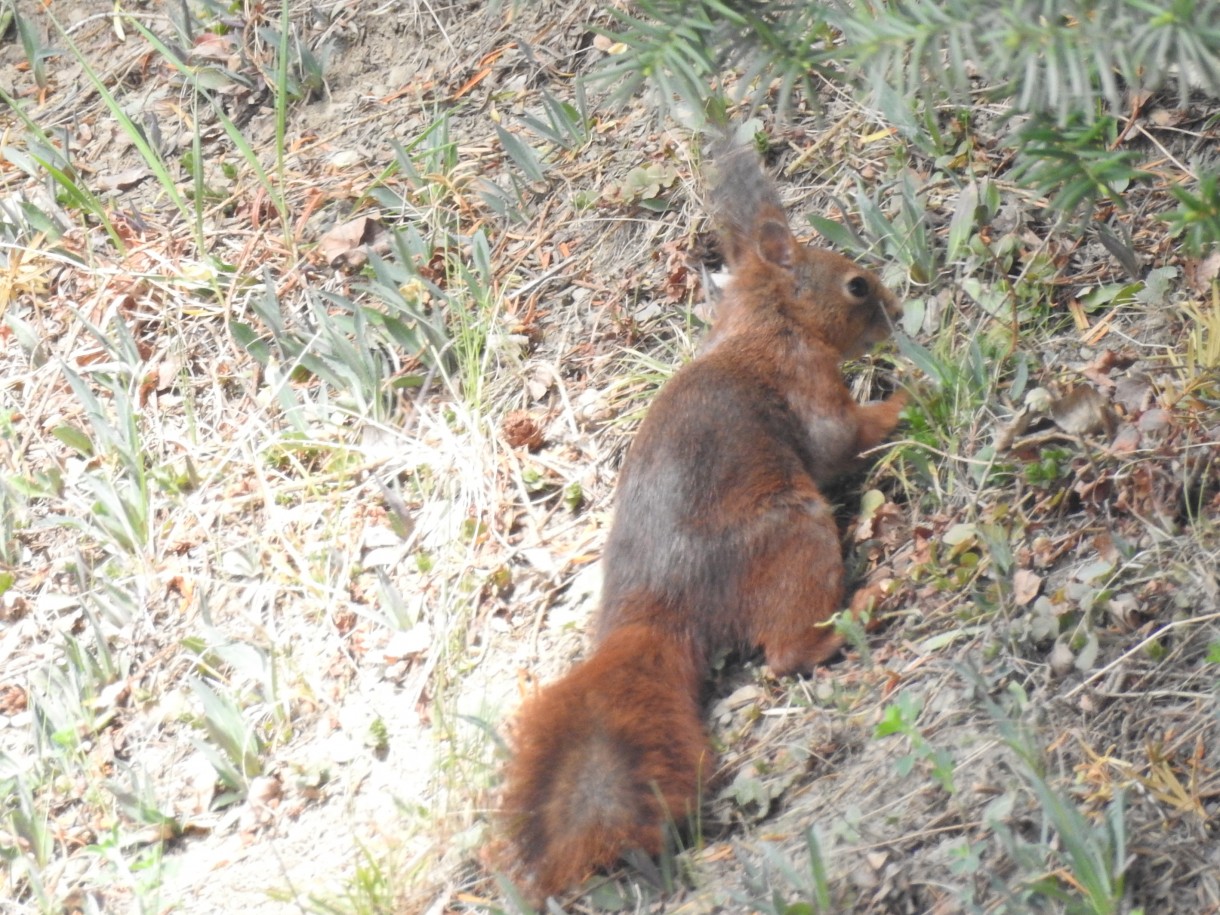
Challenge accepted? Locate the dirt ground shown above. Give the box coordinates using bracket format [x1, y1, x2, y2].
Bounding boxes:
[1, 1, 1218, 914]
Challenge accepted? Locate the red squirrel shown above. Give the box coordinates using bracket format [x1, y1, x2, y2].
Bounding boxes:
[498, 146, 906, 899]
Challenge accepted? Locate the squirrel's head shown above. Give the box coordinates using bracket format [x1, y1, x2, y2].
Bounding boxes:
[711, 147, 901, 358]
[721, 210, 901, 359]
[789, 244, 901, 358]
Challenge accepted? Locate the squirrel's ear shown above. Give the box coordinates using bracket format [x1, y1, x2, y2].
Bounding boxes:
[757, 220, 795, 269]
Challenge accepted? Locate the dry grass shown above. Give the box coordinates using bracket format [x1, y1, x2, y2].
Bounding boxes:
[1, 2, 1218, 914]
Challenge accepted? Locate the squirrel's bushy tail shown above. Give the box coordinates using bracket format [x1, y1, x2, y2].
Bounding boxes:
[499, 621, 708, 898]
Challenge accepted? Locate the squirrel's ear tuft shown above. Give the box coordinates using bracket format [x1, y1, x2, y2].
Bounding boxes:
[757, 220, 795, 269]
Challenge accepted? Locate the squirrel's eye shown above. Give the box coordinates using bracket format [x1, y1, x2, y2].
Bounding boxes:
[846, 275, 870, 299]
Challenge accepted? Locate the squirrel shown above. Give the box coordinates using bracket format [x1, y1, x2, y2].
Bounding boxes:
[497, 145, 906, 900]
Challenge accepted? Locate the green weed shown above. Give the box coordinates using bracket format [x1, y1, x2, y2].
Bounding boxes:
[0, 87, 125, 250]
[976, 677, 1132, 914]
[188, 677, 265, 801]
[291, 842, 398, 915]
[1009, 115, 1148, 218]
[736, 826, 835, 915]
[1164, 172, 1220, 256]
[874, 690, 957, 794]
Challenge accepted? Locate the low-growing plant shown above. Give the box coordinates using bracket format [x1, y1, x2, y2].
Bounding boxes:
[290, 841, 398, 915]
[738, 825, 835, 915]
[129, 19, 299, 254]
[874, 690, 957, 794]
[974, 677, 1132, 914]
[9, 1, 50, 90]
[518, 85, 594, 154]
[889, 332, 1015, 501]
[1181, 281, 1220, 376]
[1163, 172, 1220, 256]
[1009, 115, 1149, 218]
[188, 677, 265, 801]
[0, 87, 125, 250]
[812, 171, 938, 285]
[0, 766, 54, 908]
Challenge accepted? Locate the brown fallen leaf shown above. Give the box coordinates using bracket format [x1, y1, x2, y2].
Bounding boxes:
[1013, 568, 1042, 606]
[156, 352, 183, 391]
[0, 684, 28, 715]
[502, 410, 545, 450]
[1112, 373, 1155, 414]
[240, 774, 283, 835]
[1106, 593, 1141, 630]
[1185, 250, 1220, 293]
[994, 404, 1035, 452]
[1108, 423, 1141, 454]
[1049, 385, 1115, 437]
[1079, 348, 1136, 388]
[318, 216, 381, 267]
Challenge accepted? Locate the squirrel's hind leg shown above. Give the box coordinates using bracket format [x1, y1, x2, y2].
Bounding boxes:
[739, 493, 847, 677]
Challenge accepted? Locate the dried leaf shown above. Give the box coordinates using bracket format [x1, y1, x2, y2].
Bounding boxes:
[1106, 593, 1140, 630]
[1148, 107, 1188, 127]
[1079, 348, 1136, 387]
[994, 405, 1034, 451]
[850, 578, 899, 623]
[156, 353, 183, 391]
[1113, 373, 1155, 413]
[1049, 639, 1075, 677]
[190, 31, 235, 62]
[1108, 424, 1141, 454]
[854, 489, 887, 541]
[1049, 385, 1115, 436]
[1136, 408, 1172, 437]
[1013, 569, 1042, 606]
[1185, 250, 1220, 293]
[502, 410, 544, 450]
[318, 216, 379, 267]
[0, 684, 29, 715]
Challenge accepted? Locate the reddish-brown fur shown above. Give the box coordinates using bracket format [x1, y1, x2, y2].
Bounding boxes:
[498, 147, 906, 900]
